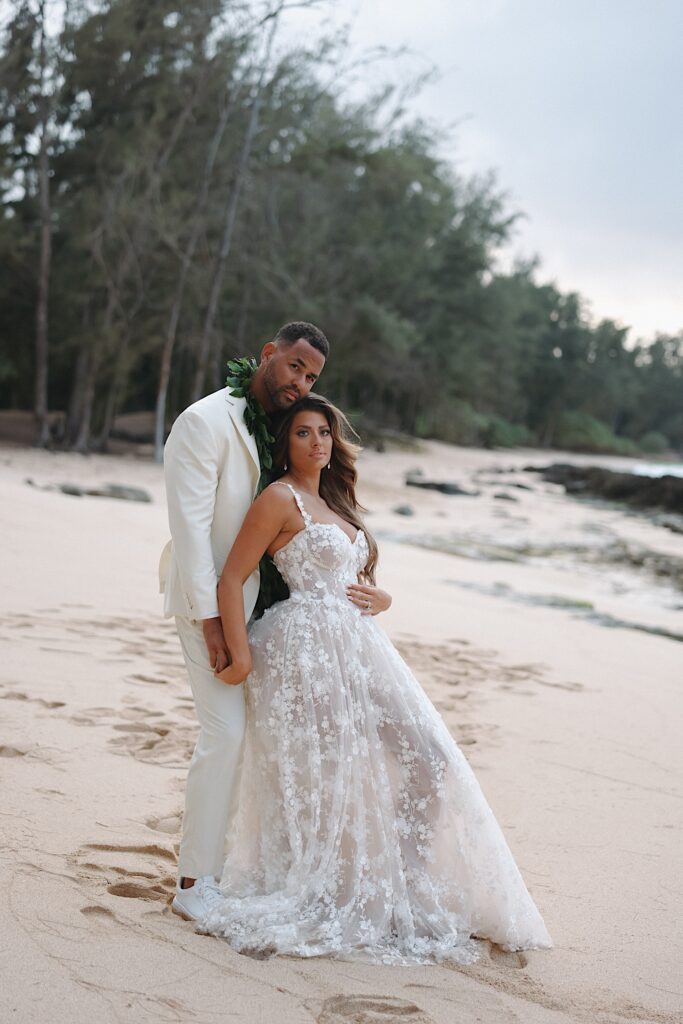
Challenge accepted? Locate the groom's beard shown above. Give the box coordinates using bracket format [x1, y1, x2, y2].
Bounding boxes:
[261, 363, 302, 411]
[271, 386, 301, 410]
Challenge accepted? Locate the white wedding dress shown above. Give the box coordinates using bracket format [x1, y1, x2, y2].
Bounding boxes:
[202, 484, 552, 964]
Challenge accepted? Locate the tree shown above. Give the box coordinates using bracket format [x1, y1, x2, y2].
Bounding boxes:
[1, 0, 680, 457]
[0, 0, 65, 444]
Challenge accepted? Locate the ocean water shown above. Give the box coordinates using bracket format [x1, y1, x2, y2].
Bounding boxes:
[629, 462, 683, 479]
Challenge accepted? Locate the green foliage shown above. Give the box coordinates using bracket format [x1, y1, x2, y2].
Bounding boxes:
[414, 401, 532, 449]
[0, 0, 681, 456]
[553, 412, 640, 456]
[482, 416, 534, 449]
[226, 357, 274, 483]
[638, 431, 670, 454]
[415, 400, 485, 446]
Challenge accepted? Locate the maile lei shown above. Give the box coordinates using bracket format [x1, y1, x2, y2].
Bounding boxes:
[226, 357, 274, 493]
[226, 357, 289, 614]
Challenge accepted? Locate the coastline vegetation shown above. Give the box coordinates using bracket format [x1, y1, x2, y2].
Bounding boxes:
[1, 0, 681, 459]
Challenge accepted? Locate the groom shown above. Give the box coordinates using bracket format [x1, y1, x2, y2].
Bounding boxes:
[160, 321, 329, 921]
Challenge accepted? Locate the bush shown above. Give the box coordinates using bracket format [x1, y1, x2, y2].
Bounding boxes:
[482, 415, 534, 448]
[415, 401, 532, 448]
[639, 430, 670, 454]
[553, 411, 639, 455]
[415, 399, 488, 445]
[447, 402, 490, 445]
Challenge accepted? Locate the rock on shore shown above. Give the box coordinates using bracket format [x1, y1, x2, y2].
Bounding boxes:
[529, 463, 683, 514]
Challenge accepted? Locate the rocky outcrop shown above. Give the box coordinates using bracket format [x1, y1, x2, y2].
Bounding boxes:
[405, 472, 479, 497]
[25, 479, 152, 503]
[528, 463, 683, 514]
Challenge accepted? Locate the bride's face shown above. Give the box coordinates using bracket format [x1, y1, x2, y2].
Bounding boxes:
[288, 410, 333, 473]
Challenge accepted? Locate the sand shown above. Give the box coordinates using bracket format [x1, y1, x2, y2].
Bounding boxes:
[0, 436, 681, 1024]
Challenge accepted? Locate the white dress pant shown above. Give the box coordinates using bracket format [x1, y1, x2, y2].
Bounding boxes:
[175, 616, 246, 880]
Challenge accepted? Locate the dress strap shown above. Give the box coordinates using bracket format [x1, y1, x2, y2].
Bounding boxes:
[282, 482, 312, 527]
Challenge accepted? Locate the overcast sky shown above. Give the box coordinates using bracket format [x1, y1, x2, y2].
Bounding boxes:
[279, 0, 682, 340]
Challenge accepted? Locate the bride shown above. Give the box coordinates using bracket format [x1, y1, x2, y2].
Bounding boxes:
[201, 394, 552, 964]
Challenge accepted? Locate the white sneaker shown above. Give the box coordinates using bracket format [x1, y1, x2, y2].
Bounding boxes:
[172, 875, 224, 922]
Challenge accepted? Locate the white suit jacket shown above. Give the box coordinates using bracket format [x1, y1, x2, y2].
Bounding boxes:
[159, 387, 260, 622]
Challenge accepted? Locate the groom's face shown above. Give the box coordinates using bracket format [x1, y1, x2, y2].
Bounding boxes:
[261, 339, 326, 412]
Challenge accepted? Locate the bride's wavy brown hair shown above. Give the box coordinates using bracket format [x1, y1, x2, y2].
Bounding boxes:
[271, 394, 378, 583]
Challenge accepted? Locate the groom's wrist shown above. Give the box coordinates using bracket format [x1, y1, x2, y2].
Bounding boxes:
[202, 616, 223, 636]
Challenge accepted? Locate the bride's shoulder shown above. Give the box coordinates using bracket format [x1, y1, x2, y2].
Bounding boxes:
[245, 482, 296, 533]
[254, 480, 294, 512]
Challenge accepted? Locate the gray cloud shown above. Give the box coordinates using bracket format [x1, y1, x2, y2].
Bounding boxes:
[281, 0, 682, 338]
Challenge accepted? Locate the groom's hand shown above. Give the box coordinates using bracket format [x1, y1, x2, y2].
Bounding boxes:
[214, 657, 252, 687]
[202, 616, 231, 674]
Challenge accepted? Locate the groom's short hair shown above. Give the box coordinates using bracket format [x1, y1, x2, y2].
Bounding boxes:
[274, 321, 329, 359]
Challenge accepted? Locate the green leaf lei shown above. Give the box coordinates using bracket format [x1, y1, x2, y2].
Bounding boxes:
[226, 356, 288, 615]
[226, 356, 274, 493]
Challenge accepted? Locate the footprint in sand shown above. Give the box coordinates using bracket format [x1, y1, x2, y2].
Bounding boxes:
[1, 607, 184, 671]
[112, 722, 169, 735]
[119, 709, 193, 764]
[84, 842, 177, 862]
[0, 745, 28, 757]
[80, 861, 157, 878]
[0, 690, 65, 709]
[69, 707, 116, 724]
[488, 944, 528, 969]
[172, 703, 196, 719]
[71, 700, 193, 766]
[128, 673, 170, 686]
[75, 842, 177, 911]
[454, 943, 678, 1023]
[146, 814, 182, 835]
[394, 632, 560, 754]
[107, 881, 169, 902]
[537, 678, 584, 692]
[108, 717, 190, 765]
[80, 905, 118, 921]
[317, 996, 433, 1024]
[119, 705, 166, 721]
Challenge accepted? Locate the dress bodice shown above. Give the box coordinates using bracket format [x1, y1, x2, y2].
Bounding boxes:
[272, 484, 368, 601]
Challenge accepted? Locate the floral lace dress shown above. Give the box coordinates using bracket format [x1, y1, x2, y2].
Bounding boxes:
[202, 484, 552, 963]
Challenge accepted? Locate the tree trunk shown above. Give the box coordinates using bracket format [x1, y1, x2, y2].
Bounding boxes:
[190, 16, 279, 403]
[235, 276, 251, 352]
[93, 330, 131, 451]
[34, 2, 51, 447]
[72, 286, 118, 451]
[153, 87, 242, 461]
[72, 68, 203, 454]
[72, 345, 100, 452]
[65, 340, 89, 446]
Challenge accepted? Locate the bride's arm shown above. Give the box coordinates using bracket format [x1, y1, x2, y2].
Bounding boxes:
[215, 486, 292, 685]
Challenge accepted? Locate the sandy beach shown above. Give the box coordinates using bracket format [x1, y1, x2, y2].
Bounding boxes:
[0, 436, 681, 1024]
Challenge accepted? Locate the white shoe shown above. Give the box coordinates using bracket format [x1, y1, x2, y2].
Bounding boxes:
[172, 875, 224, 922]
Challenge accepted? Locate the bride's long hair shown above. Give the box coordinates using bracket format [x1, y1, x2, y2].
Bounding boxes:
[271, 394, 378, 583]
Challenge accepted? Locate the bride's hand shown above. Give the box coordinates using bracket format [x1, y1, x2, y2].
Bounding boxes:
[214, 657, 252, 686]
[346, 583, 392, 616]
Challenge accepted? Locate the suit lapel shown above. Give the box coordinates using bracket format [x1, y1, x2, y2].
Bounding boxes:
[225, 392, 261, 479]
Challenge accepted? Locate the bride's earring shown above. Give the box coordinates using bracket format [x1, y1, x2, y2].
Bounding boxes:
[326, 462, 331, 469]
[283, 462, 288, 472]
